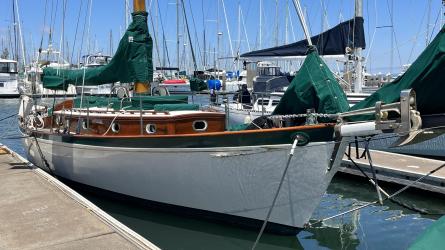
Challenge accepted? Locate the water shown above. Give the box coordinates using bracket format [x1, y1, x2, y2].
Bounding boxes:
[1, 98, 444, 250]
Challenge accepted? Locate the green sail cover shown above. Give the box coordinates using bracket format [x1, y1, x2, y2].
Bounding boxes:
[350, 26, 445, 118]
[43, 11, 153, 90]
[409, 216, 445, 250]
[74, 95, 188, 110]
[272, 49, 349, 117]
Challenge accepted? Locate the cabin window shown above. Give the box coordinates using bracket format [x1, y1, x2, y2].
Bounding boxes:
[0, 82, 4, 87]
[272, 100, 280, 106]
[145, 124, 156, 134]
[256, 99, 268, 106]
[111, 122, 120, 133]
[193, 120, 208, 132]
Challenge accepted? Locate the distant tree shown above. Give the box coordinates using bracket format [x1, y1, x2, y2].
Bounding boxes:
[0, 48, 9, 59]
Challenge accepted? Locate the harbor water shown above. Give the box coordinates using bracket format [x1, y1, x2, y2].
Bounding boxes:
[2, 98, 444, 250]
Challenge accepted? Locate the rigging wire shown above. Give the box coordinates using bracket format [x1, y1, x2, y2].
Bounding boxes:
[156, 0, 171, 67]
[186, 0, 203, 68]
[70, 0, 84, 64]
[148, 0, 163, 68]
[385, 0, 402, 72]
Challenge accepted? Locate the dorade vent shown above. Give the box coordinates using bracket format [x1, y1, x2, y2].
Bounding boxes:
[111, 122, 120, 133]
[145, 124, 156, 134]
[193, 120, 208, 132]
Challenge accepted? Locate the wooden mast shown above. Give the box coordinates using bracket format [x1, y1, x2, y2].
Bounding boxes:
[133, 0, 150, 94]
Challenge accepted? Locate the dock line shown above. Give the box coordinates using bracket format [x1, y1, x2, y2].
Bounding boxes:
[306, 161, 445, 228]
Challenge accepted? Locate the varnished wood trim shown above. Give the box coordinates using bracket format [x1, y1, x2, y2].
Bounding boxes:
[35, 123, 334, 139]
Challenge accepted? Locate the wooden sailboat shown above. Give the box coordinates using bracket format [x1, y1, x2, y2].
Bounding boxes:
[18, 0, 420, 234]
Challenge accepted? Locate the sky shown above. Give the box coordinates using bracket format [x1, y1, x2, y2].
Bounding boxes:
[0, 0, 444, 74]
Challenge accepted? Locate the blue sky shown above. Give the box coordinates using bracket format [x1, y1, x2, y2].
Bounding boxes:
[0, 0, 443, 73]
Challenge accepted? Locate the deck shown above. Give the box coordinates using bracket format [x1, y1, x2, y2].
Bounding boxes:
[0, 145, 159, 250]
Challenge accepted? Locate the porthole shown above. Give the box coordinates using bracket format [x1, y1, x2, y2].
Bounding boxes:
[111, 122, 120, 133]
[193, 120, 208, 132]
[82, 120, 89, 129]
[145, 124, 156, 134]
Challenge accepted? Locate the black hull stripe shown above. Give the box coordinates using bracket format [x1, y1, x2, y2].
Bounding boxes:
[32, 126, 334, 148]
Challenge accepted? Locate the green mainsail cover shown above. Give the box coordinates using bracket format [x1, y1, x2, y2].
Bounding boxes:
[350, 26, 445, 117]
[272, 49, 349, 116]
[43, 11, 153, 90]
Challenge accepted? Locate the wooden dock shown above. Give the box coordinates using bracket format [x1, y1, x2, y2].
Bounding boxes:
[0, 145, 160, 250]
[341, 148, 445, 195]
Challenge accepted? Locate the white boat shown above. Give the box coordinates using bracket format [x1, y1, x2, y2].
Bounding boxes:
[0, 59, 20, 98]
[18, 0, 420, 234]
[22, 44, 77, 96]
[212, 94, 281, 125]
[153, 67, 191, 93]
[76, 54, 129, 96]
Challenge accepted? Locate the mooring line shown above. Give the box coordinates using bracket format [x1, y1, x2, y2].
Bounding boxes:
[251, 138, 299, 250]
[307, 162, 445, 227]
[0, 113, 17, 122]
[346, 151, 444, 215]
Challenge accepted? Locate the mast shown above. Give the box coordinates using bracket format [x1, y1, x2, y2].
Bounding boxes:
[221, 0, 234, 59]
[14, 0, 26, 67]
[180, 0, 197, 71]
[133, 0, 150, 93]
[12, 0, 18, 62]
[259, 0, 262, 49]
[291, 0, 312, 46]
[285, 0, 289, 44]
[353, 0, 363, 93]
[176, 0, 180, 69]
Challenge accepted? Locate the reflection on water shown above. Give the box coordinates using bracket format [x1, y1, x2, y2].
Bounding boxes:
[1, 98, 444, 249]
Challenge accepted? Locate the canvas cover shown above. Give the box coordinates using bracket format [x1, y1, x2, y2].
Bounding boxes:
[350, 26, 445, 118]
[43, 11, 153, 90]
[74, 95, 188, 111]
[272, 49, 349, 116]
[241, 17, 365, 58]
[409, 216, 445, 250]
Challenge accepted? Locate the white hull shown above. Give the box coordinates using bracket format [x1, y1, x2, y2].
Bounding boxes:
[0, 76, 19, 97]
[24, 136, 345, 230]
[212, 104, 272, 125]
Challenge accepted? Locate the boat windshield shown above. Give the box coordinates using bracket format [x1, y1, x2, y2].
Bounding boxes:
[258, 66, 280, 76]
[0, 62, 17, 73]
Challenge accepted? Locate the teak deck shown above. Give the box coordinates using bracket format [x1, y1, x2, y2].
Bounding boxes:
[0, 145, 159, 249]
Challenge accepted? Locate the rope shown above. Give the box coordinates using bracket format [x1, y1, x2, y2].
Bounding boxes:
[308, 162, 445, 227]
[0, 113, 17, 122]
[251, 138, 299, 250]
[346, 152, 444, 215]
[31, 132, 54, 176]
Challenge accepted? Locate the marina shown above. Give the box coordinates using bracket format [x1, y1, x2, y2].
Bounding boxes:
[1, 0, 445, 249]
[0, 144, 158, 249]
[342, 148, 445, 195]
